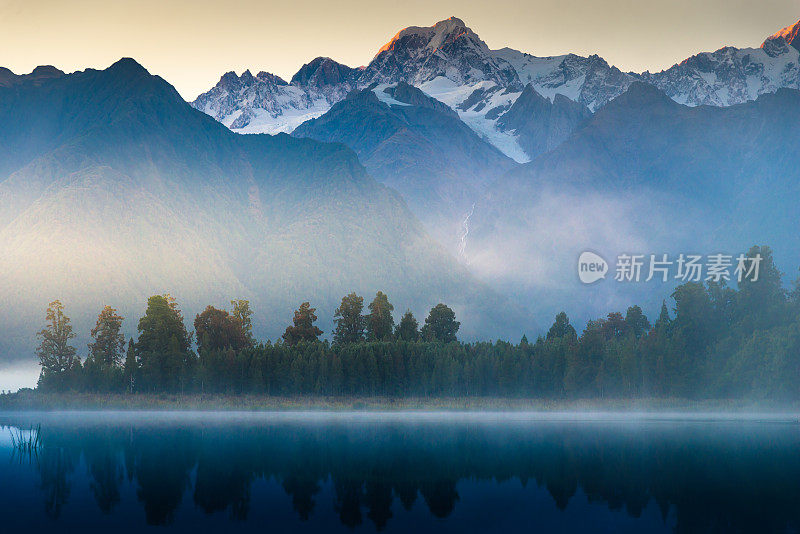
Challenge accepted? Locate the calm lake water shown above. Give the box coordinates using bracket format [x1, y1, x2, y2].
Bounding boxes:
[1, 412, 799, 533]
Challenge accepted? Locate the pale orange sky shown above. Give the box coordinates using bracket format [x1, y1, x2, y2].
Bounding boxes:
[1, 0, 799, 100]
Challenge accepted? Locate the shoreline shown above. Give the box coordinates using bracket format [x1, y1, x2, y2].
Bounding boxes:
[1, 391, 798, 414]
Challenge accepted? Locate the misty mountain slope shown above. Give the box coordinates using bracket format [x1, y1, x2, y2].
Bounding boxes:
[292, 82, 516, 253]
[0, 58, 526, 363]
[464, 82, 800, 328]
[506, 82, 800, 199]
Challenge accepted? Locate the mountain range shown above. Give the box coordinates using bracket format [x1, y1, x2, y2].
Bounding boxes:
[193, 17, 800, 162]
[190, 16, 800, 264]
[2, 15, 800, 377]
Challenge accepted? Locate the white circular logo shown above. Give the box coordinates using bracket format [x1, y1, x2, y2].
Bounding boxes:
[578, 251, 608, 284]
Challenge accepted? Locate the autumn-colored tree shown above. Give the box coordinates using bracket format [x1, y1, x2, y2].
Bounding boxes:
[194, 305, 249, 352]
[366, 291, 394, 341]
[36, 300, 79, 390]
[333, 293, 365, 345]
[283, 302, 323, 345]
[88, 306, 125, 368]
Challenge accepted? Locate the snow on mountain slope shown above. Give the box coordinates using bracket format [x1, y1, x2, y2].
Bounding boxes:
[417, 77, 529, 162]
[641, 37, 800, 107]
[360, 17, 518, 87]
[370, 84, 412, 107]
[192, 16, 800, 160]
[191, 17, 626, 161]
[494, 48, 635, 111]
[193, 58, 354, 134]
[356, 17, 630, 161]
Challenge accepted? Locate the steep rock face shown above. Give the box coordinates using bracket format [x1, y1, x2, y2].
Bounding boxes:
[192, 57, 356, 134]
[496, 85, 591, 159]
[290, 56, 356, 88]
[764, 19, 800, 51]
[359, 17, 518, 87]
[0, 58, 526, 363]
[641, 40, 800, 107]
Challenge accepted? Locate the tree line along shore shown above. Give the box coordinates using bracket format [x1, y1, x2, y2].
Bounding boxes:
[18, 246, 800, 401]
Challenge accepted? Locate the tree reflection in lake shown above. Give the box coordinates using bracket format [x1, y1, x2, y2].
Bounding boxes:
[2, 415, 799, 532]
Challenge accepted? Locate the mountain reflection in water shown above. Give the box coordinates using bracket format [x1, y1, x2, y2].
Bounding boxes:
[1, 412, 799, 533]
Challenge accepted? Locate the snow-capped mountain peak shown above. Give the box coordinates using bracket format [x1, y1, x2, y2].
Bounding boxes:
[377, 16, 476, 55]
[362, 17, 517, 87]
[763, 19, 800, 51]
[191, 16, 638, 161]
[641, 19, 800, 108]
[192, 58, 356, 135]
[194, 69, 326, 133]
[192, 15, 800, 162]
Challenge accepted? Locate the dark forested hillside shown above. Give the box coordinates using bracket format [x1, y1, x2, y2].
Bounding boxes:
[0, 59, 524, 366]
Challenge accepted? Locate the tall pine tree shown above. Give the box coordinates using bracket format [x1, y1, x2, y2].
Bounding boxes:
[283, 302, 323, 345]
[366, 292, 394, 341]
[333, 293, 366, 345]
